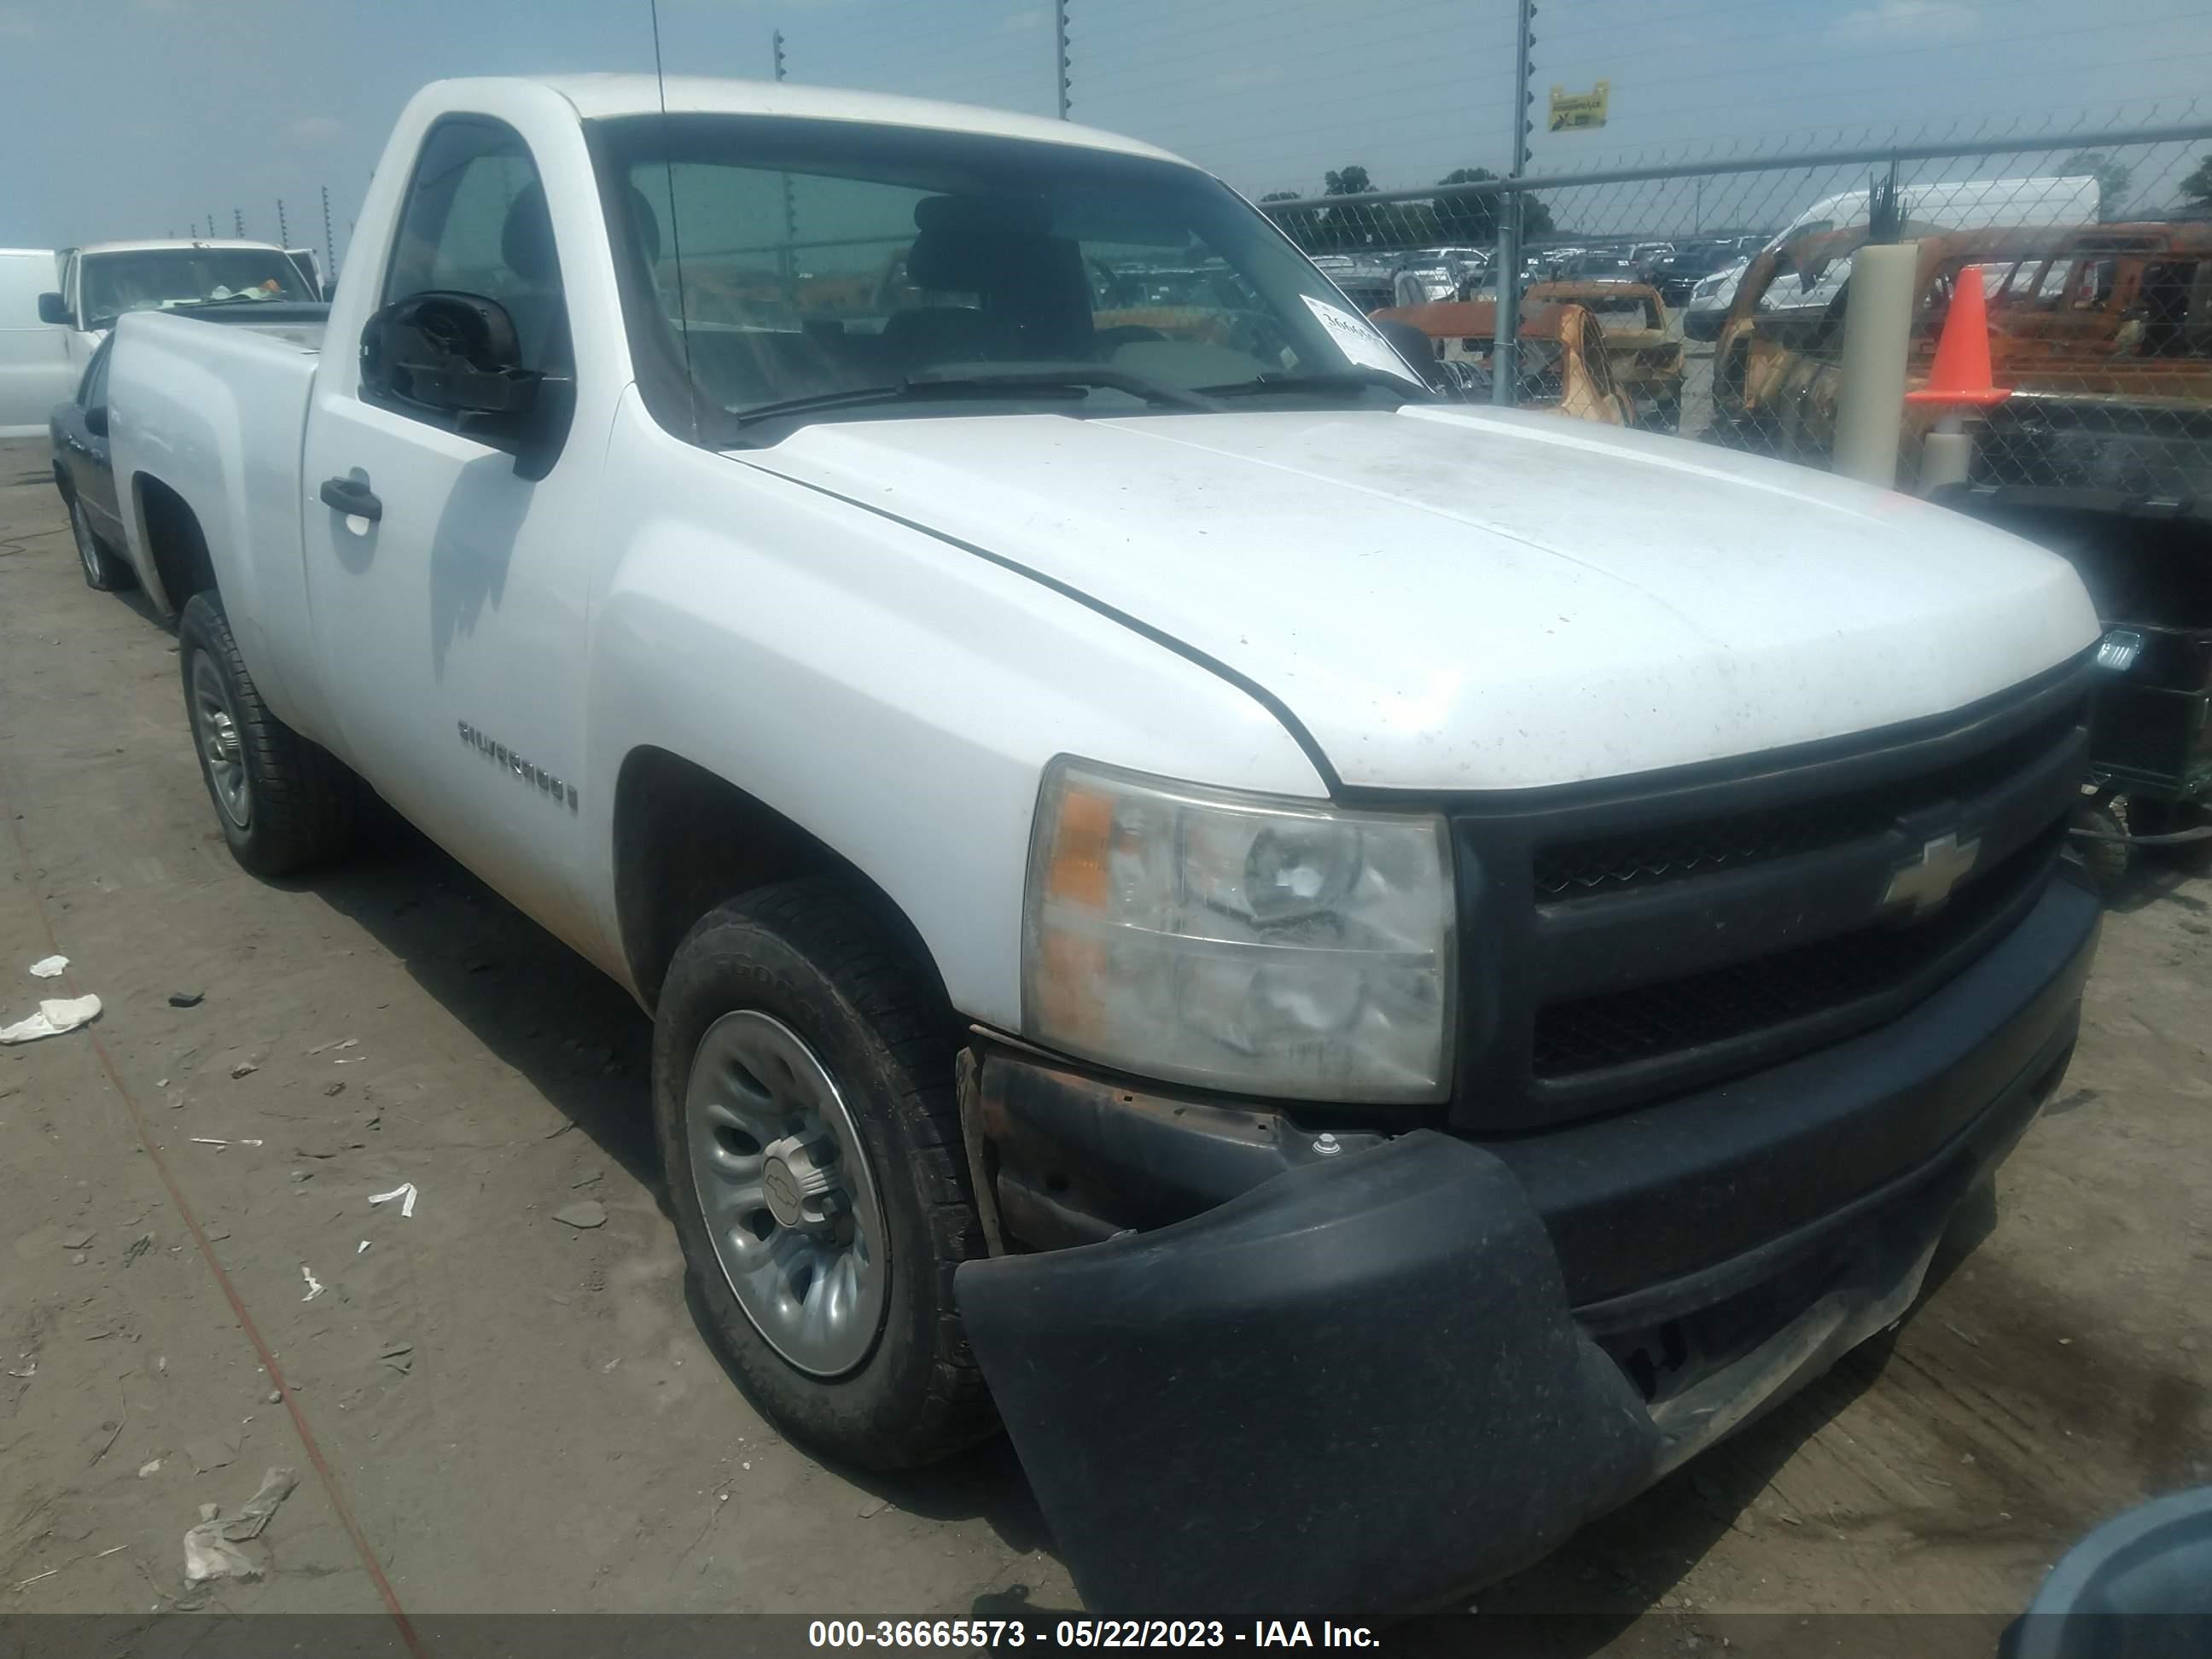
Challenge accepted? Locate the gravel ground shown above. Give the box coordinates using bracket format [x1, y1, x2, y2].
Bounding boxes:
[2, 434, 2207, 1642]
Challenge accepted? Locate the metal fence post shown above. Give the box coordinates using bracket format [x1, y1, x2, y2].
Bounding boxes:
[1493, 0, 1535, 405]
[1493, 195, 1520, 405]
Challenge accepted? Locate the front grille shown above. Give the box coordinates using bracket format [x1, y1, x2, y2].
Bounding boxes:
[1533, 704, 2078, 899]
[1447, 665, 2093, 1131]
[1532, 824, 2063, 1078]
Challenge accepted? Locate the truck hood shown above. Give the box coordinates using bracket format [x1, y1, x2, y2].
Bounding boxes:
[737, 405, 2098, 792]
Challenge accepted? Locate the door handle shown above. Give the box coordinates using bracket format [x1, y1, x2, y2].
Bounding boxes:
[319, 476, 382, 522]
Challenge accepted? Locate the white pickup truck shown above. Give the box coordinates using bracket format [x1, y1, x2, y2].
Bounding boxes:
[109, 75, 2105, 1615]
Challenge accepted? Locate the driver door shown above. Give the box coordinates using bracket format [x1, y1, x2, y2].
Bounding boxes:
[300, 113, 602, 940]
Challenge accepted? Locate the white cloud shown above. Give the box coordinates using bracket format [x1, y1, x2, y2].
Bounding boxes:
[0, 9, 38, 39]
[1830, 1, 1980, 45]
[288, 115, 344, 144]
[1000, 7, 1045, 32]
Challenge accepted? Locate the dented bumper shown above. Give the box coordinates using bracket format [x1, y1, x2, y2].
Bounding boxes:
[953, 875, 2098, 1615]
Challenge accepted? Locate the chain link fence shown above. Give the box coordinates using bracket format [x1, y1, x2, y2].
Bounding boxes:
[749, 0, 2212, 505]
[1254, 119, 2212, 505]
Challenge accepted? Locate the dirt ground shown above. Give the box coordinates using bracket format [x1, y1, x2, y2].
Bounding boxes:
[2, 434, 2208, 1639]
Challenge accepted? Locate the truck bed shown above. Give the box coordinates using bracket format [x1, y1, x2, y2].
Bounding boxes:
[163, 299, 329, 353]
[108, 307, 327, 737]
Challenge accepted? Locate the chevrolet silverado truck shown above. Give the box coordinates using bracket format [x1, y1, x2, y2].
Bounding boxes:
[108, 75, 2105, 1616]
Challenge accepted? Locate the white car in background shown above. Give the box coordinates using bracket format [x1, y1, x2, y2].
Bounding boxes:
[38, 239, 320, 374]
[1684, 254, 1753, 341]
[1390, 245, 1491, 306]
[1, 247, 73, 438]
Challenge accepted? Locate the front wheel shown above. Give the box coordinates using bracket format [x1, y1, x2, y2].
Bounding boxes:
[178, 592, 358, 876]
[69, 497, 135, 591]
[653, 878, 994, 1470]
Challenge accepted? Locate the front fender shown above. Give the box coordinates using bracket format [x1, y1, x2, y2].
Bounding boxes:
[580, 396, 1330, 1027]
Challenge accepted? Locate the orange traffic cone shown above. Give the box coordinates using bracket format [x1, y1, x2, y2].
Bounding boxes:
[1905, 264, 2010, 407]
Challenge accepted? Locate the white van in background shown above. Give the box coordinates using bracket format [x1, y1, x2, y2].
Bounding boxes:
[1771, 174, 2103, 249]
[1684, 173, 2102, 338]
[1, 247, 73, 438]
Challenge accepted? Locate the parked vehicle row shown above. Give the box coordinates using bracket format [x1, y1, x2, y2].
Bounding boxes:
[66, 74, 2104, 1617]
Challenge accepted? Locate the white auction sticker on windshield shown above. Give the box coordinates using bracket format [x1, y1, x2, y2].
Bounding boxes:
[1301, 294, 1426, 386]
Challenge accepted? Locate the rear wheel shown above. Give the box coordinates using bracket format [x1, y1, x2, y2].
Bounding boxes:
[68, 497, 134, 591]
[178, 592, 358, 876]
[654, 878, 994, 1470]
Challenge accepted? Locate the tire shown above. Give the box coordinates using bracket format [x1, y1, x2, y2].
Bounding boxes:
[653, 877, 994, 1470]
[177, 591, 358, 876]
[2128, 796, 2212, 876]
[2067, 793, 2130, 898]
[68, 496, 136, 591]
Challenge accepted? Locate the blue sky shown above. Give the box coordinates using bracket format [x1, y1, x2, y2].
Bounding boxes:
[3, 0, 2209, 264]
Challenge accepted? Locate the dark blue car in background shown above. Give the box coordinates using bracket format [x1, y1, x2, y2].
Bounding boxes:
[49, 333, 133, 591]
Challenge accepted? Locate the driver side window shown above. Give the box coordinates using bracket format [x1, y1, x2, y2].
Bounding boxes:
[383, 118, 571, 379]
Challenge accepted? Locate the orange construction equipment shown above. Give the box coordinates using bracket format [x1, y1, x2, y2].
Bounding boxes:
[1905, 263, 2011, 407]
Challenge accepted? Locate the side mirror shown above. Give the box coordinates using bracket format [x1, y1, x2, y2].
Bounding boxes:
[84, 406, 109, 437]
[1370, 317, 1442, 390]
[360, 290, 538, 422]
[38, 292, 70, 327]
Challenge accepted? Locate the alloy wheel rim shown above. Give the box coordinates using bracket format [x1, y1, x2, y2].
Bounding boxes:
[684, 1010, 889, 1377]
[189, 654, 251, 830]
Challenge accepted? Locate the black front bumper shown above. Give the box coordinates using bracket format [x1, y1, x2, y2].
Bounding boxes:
[954, 872, 2099, 1616]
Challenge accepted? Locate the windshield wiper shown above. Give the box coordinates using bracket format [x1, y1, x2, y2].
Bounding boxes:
[730, 365, 1218, 429]
[164, 293, 282, 315]
[910, 365, 1220, 411]
[1199, 368, 1433, 400]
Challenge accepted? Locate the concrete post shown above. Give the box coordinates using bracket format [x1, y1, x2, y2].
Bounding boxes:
[1918, 416, 1973, 492]
[1831, 242, 1918, 488]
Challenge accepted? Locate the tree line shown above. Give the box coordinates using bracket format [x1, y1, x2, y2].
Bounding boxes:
[1259, 163, 1555, 253]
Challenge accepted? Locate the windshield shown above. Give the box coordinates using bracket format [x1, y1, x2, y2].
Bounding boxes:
[587, 114, 1420, 441]
[79, 248, 312, 327]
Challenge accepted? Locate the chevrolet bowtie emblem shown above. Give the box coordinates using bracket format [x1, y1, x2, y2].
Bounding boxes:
[1884, 831, 1981, 915]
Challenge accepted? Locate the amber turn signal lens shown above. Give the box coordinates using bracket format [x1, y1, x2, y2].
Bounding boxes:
[1044, 784, 1115, 911]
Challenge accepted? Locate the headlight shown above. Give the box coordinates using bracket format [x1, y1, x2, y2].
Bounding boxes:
[2096, 628, 2144, 673]
[1022, 759, 1454, 1104]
